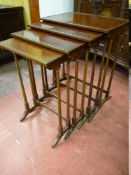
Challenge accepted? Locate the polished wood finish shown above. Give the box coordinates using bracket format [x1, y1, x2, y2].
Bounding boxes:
[66, 61, 71, 126]
[95, 41, 108, 103]
[0, 38, 64, 68]
[42, 12, 128, 70]
[29, 22, 103, 43]
[42, 12, 128, 34]
[74, 1, 128, 70]
[14, 53, 30, 112]
[0, 12, 127, 147]
[56, 67, 63, 135]
[86, 48, 97, 113]
[12, 29, 85, 54]
[26, 59, 38, 105]
[98, 40, 113, 105]
[41, 65, 46, 95]
[80, 50, 89, 116]
[106, 37, 122, 96]
[74, 0, 127, 18]
[72, 60, 79, 125]
[28, 0, 40, 23]
[13, 53, 37, 122]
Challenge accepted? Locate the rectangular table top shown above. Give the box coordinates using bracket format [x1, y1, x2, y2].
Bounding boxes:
[42, 12, 128, 34]
[29, 22, 103, 43]
[0, 38, 65, 68]
[12, 29, 84, 54]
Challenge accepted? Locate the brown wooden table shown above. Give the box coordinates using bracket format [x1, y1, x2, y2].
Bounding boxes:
[41, 12, 128, 34]
[0, 12, 128, 147]
[41, 12, 129, 69]
[40, 12, 128, 127]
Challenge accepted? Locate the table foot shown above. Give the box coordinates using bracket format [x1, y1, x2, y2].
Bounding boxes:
[20, 110, 30, 122]
[52, 126, 69, 148]
[87, 96, 111, 122]
[77, 106, 96, 129]
[77, 117, 87, 129]
[64, 126, 74, 140]
[77, 96, 111, 127]
[87, 107, 99, 122]
[64, 116, 84, 140]
[20, 105, 40, 122]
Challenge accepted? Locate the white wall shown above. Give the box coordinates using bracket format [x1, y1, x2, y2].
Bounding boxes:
[39, 0, 74, 18]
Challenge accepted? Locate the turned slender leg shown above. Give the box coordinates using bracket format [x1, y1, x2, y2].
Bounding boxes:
[56, 67, 63, 134]
[13, 54, 30, 121]
[41, 65, 46, 95]
[29, 61, 38, 100]
[64, 59, 79, 139]
[52, 67, 64, 148]
[86, 47, 97, 113]
[62, 62, 66, 80]
[52, 68, 57, 85]
[98, 39, 113, 105]
[78, 48, 97, 128]
[72, 60, 79, 125]
[76, 50, 90, 129]
[44, 67, 49, 91]
[80, 49, 89, 116]
[95, 41, 107, 104]
[66, 60, 71, 127]
[26, 59, 38, 106]
[106, 37, 122, 97]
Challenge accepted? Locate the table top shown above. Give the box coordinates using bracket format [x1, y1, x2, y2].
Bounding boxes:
[0, 38, 65, 68]
[12, 29, 84, 54]
[42, 12, 128, 33]
[29, 22, 103, 43]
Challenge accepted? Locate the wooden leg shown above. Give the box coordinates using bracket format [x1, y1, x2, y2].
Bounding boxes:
[66, 60, 71, 127]
[44, 67, 49, 91]
[98, 39, 113, 105]
[81, 40, 113, 123]
[76, 50, 90, 130]
[52, 68, 57, 85]
[95, 41, 107, 104]
[52, 67, 64, 148]
[87, 95, 111, 123]
[86, 47, 97, 113]
[40, 65, 46, 95]
[64, 60, 79, 139]
[72, 60, 79, 125]
[13, 53, 30, 121]
[106, 37, 122, 97]
[80, 49, 89, 116]
[62, 62, 66, 80]
[29, 60, 39, 100]
[56, 67, 63, 134]
[78, 48, 97, 128]
[26, 59, 38, 106]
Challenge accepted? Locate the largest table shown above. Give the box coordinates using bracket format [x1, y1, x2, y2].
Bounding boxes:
[0, 12, 128, 147]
